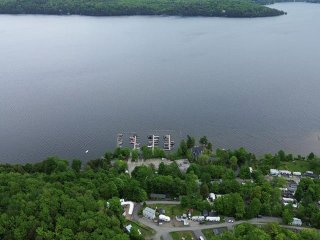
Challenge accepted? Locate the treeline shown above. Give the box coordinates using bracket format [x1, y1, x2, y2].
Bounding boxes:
[210, 222, 320, 240]
[0, 0, 285, 17]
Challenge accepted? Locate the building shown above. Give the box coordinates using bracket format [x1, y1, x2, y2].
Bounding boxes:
[292, 172, 301, 177]
[120, 199, 134, 217]
[270, 169, 279, 176]
[143, 207, 156, 220]
[208, 193, 216, 202]
[192, 146, 204, 158]
[291, 218, 302, 226]
[125, 224, 132, 233]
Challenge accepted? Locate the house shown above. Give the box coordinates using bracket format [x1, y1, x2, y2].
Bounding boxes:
[208, 193, 216, 202]
[192, 146, 204, 158]
[125, 224, 132, 233]
[143, 207, 156, 220]
[292, 172, 301, 177]
[270, 169, 279, 176]
[291, 218, 302, 226]
[125, 224, 141, 235]
[120, 199, 134, 217]
[282, 197, 298, 208]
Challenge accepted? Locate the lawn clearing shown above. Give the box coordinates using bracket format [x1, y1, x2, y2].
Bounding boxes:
[170, 230, 196, 240]
[202, 227, 228, 239]
[126, 220, 156, 238]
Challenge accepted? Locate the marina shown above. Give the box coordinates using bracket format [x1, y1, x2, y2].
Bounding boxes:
[117, 132, 175, 151]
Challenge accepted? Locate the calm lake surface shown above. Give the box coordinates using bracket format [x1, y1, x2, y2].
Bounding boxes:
[1, 3, 320, 163]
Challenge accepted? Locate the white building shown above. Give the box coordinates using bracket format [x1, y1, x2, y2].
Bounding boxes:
[292, 172, 301, 177]
[143, 207, 156, 220]
[206, 216, 220, 222]
[270, 169, 279, 176]
[120, 199, 134, 216]
[209, 193, 216, 201]
[291, 218, 302, 226]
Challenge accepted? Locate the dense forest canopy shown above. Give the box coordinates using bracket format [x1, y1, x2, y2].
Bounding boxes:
[0, 0, 285, 17]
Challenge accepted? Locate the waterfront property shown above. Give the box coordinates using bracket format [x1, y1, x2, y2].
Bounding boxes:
[143, 207, 156, 220]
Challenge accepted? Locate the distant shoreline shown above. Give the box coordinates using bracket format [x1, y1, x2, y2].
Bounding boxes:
[0, 0, 285, 18]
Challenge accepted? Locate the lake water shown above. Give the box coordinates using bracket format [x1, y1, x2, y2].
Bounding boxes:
[1, 3, 320, 163]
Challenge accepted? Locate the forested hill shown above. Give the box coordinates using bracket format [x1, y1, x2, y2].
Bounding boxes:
[0, 0, 285, 17]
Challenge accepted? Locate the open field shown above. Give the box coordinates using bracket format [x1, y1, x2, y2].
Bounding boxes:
[171, 231, 196, 240]
[202, 227, 228, 239]
[126, 220, 156, 238]
[279, 160, 316, 174]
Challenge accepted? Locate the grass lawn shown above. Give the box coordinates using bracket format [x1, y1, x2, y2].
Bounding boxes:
[170, 231, 196, 240]
[202, 228, 214, 239]
[147, 204, 200, 218]
[279, 160, 312, 173]
[202, 227, 228, 239]
[126, 220, 155, 238]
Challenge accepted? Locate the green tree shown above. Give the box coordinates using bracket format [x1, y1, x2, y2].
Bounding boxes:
[282, 208, 293, 225]
[71, 159, 82, 173]
[131, 149, 139, 161]
[186, 135, 195, 149]
[247, 198, 261, 218]
[230, 156, 238, 170]
[200, 183, 209, 199]
[199, 136, 208, 146]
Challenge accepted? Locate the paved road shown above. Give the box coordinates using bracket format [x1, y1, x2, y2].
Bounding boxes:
[138, 216, 284, 240]
[145, 200, 180, 205]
